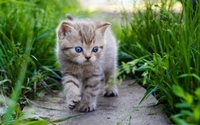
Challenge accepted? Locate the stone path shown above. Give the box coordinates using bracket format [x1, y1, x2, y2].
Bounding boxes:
[24, 80, 171, 125]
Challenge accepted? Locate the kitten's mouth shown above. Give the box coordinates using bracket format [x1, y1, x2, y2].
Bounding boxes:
[83, 59, 94, 64]
[83, 61, 92, 65]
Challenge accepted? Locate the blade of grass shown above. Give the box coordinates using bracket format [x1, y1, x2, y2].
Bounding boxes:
[139, 85, 158, 105]
[51, 113, 82, 123]
[2, 32, 33, 125]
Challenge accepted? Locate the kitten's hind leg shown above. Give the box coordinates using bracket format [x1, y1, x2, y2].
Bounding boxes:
[77, 76, 101, 112]
[63, 75, 81, 109]
[103, 72, 118, 97]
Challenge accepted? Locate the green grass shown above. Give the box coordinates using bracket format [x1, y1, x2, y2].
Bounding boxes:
[118, 0, 200, 124]
[0, 0, 82, 124]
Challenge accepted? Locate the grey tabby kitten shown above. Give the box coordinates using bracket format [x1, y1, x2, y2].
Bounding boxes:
[56, 18, 118, 112]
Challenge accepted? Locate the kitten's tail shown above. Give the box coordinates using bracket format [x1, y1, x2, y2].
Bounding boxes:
[66, 14, 73, 20]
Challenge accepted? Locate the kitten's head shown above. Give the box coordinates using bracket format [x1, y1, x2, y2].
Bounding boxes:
[56, 19, 110, 64]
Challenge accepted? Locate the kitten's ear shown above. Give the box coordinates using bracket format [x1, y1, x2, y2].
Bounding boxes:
[61, 21, 74, 33]
[96, 22, 111, 34]
[56, 21, 74, 39]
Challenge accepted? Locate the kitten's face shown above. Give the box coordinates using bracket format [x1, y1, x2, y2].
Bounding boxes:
[57, 20, 110, 64]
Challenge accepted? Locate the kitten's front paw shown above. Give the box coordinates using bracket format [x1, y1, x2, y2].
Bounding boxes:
[67, 95, 81, 109]
[103, 86, 118, 97]
[78, 102, 96, 112]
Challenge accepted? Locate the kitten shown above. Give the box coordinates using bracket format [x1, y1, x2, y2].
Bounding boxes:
[56, 19, 118, 112]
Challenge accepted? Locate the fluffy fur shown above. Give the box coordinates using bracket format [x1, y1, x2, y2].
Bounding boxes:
[56, 19, 118, 112]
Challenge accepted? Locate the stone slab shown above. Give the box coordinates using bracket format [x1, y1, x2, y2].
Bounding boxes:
[24, 80, 171, 125]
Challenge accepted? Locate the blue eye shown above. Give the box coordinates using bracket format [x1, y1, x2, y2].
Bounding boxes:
[92, 47, 98, 53]
[75, 47, 83, 53]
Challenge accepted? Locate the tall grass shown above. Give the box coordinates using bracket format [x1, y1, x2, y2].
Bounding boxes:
[119, 0, 200, 124]
[0, 0, 81, 124]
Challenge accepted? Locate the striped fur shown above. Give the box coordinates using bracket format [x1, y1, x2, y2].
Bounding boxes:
[56, 19, 118, 112]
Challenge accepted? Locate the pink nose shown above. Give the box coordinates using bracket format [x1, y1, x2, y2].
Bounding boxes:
[85, 56, 91, 60]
